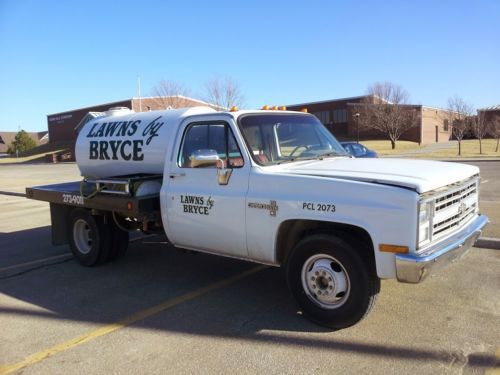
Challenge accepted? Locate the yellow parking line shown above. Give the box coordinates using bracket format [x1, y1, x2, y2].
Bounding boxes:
[0, 265, 266, 374]
[485, 347, 500, 375]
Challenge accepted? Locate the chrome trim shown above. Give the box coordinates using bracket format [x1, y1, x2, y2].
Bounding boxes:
[417, 176, 479, 251]
[217, 168, 233, 185]
[396, 215, 489, 283]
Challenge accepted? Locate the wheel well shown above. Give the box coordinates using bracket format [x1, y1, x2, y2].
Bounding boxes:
[276, 220, 375, 272]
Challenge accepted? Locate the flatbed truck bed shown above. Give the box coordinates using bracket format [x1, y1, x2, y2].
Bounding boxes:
[26, 179, 160, 218]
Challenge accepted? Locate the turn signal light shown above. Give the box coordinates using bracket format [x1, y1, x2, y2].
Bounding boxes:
[379, 244, 409, 254]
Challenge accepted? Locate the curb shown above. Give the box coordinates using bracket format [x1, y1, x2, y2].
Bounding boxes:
[476, 237, 500, 250]
[443, 158, 500, 163]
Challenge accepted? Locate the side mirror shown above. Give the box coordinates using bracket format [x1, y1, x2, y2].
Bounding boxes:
[190, 149, 232, 185]
[191, 149, 221, 168]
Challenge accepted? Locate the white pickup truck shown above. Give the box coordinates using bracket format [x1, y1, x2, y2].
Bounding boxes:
[27, 106, 488, 329]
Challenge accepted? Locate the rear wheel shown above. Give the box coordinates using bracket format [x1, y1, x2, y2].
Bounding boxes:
[286, 234, 380, 329]
[68, 209, 111, 266]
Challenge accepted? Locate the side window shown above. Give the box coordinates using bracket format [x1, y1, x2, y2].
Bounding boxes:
[350, 144, 365, 157]
[179, 122, 244, 168]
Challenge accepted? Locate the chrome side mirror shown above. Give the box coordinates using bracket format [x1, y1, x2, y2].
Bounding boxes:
[191, 149, 233, 185]
[191, 149, 220, 168]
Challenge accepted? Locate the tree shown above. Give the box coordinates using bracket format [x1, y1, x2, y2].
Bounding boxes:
[472, 110, 489, 154]
[353, 82, 419, 149]
[150, 80, 193, 109]
[204, 76, 245, 111]
[446, 96, 473, 156]
[490, 114, 500, 153]
[7, 130, 37, 155]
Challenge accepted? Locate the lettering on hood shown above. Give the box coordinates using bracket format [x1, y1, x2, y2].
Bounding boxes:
[86, 116, 164, 161]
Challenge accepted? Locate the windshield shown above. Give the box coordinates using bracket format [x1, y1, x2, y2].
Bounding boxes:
[238, 113, 348, 165]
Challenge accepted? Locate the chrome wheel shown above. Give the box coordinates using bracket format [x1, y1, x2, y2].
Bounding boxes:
[301, 254, 350, 309]
[73, 219, 92, 255]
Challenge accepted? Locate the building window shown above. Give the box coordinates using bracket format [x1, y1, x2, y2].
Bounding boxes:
[333, 109, 347, 123]
[443, 119, 449, 131]
[312, 111, 330, 125]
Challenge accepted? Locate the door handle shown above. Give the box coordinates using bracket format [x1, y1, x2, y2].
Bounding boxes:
[169, 172, 186, 178]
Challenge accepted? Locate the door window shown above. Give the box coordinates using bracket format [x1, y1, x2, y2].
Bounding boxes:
[178, 122, 244, 168]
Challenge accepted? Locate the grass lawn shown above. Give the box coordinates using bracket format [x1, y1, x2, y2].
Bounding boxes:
[362, 140, 421, 155]
[363, 139, 500, 158]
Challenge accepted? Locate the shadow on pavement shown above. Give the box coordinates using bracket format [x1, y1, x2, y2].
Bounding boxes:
[0, 226, 69, 269]
[0, 227, 497, 370]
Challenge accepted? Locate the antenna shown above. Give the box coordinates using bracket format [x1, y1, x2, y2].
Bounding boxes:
[137, 75, 142, 112]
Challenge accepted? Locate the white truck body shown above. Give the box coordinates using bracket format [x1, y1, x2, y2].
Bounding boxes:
[29, 106, 488, 329]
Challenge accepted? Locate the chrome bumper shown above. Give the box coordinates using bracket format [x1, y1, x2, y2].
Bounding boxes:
[396, 215, 489, 283]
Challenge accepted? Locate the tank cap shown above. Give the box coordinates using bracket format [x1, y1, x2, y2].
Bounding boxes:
[104, 107, 134, 117]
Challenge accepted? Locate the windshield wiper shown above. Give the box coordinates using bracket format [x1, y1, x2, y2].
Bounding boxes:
[315, 151, 346, 159]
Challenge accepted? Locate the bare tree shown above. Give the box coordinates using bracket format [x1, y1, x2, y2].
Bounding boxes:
[446, 96, 474, 156]
[472, 110, 489, 154]
[353, 82, 419, 149]
[490, 114, 500, 152]
[204, 76, 245, 111]
[151, 80, 193, 109]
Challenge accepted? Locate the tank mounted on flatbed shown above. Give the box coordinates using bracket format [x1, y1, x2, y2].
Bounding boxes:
[76, 107, 216, 178]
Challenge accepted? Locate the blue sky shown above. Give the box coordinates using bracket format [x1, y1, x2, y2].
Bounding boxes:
[0, 0, 499, 132]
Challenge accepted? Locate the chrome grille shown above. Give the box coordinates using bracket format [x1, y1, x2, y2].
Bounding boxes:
[432, 179, 478, 240]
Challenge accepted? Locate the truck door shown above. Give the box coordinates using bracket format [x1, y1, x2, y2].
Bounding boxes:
[164, 118, 250, 258]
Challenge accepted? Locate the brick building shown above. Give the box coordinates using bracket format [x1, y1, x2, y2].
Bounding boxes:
[47, 96, 212, 143]
[479, 104, 500, 132]
[287, 95, 453, 144]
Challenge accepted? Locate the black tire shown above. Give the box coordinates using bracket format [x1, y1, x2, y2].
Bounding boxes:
[68, 209, 111, 266]
[106, 221, 129, 262]
[286, 234, 380, 330]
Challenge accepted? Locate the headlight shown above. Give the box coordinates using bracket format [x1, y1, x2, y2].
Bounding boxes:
[418, 200, 434, 248]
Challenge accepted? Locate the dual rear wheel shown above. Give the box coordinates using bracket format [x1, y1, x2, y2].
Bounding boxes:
[68, 209, 129, 266]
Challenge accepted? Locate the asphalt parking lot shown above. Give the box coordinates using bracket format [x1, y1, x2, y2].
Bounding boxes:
[0, 163, 499, 374]
[462, 161, 500, 239]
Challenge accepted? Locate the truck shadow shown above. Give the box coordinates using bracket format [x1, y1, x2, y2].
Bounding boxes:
[0, 226, 69, 270]
[0, 230, 497, 369]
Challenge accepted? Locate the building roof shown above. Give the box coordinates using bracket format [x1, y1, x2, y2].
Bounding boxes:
[0, 131, 47, 153]
[47, 99, 132, 117]
[48, 96, 215, 118]
[132, 95, 213, 107]
[0, 132, 16, 153]
[287, 95, 373, 108]
[479, 104, 500, 111]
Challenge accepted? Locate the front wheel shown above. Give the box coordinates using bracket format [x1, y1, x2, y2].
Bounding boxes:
[286, 234, 380, 329]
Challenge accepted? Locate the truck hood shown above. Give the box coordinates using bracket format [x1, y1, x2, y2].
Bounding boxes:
[269, 158, 479, 194]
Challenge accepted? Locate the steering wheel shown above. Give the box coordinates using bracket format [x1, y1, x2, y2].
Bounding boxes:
[289, 145, 311, 158]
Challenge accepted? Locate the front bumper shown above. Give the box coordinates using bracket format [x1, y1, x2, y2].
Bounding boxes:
[395, 215, 489, 283]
